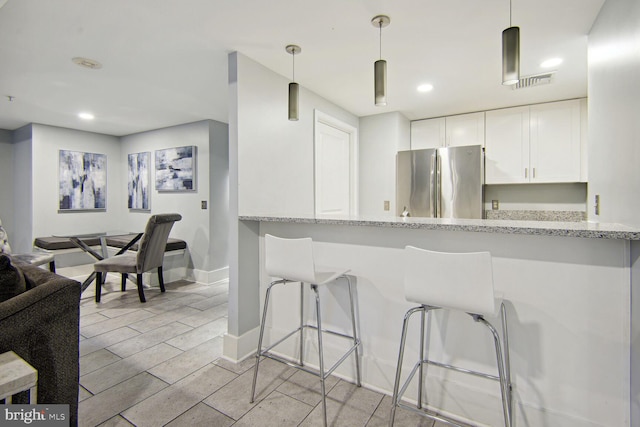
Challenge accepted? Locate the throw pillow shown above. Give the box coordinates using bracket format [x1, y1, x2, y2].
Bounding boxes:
[0, 219, 11, 254]
[0, 254, 27, 303]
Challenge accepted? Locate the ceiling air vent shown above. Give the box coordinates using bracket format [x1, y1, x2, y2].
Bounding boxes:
[511, 71, 556, 90]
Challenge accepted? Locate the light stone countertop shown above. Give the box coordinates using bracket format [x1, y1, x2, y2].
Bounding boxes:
[238, 213, 640, 240]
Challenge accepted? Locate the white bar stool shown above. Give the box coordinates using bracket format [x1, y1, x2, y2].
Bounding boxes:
[250, 234, 362, 427]
[389, 246, 512, 427]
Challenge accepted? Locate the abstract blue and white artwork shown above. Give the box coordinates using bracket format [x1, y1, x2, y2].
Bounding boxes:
[155, 146, 196, 191]
[59, 150, 107, 210]
[128, 152, 150, 210]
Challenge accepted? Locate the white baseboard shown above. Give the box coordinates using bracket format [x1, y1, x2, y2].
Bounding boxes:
[192, 266, 229, 285]
[222, 327, 260, 362]
[256, 326, 605, 427]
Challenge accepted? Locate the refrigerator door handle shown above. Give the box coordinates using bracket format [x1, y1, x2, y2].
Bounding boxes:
[430, 153, 436, 218]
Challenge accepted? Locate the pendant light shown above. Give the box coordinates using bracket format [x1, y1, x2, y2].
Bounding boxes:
[371, 15, 390, 106]
[502, 0, 520, 85]
[286, 44, 301, 121]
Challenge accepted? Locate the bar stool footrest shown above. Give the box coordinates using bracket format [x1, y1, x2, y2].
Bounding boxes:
[422, 359, 501, 382]
[257, 324, 361, 380]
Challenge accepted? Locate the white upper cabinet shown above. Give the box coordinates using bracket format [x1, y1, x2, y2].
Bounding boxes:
[485, 106, 530, 184]
[485, 99, 585, 184]
[445, 112, 485, 147]
[410, 117, 445, 149]
[411, 113, 485, 149]
[529, 100, 582, 183]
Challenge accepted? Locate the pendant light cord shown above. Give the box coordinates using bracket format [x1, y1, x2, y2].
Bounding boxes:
[292, 51, 295, 82]
[379, 22, 383, 60]
[509, 0, 512, 26]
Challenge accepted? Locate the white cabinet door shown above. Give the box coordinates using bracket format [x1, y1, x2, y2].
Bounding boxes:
[485, 106, 530, 184]
[315, 121, 353, 216]
[446, 112, 485, 147]
[410, 118, 445, 149]
[529, 99, 581, 183]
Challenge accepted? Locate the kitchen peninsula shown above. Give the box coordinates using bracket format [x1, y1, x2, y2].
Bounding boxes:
[232, 214, 640, 427]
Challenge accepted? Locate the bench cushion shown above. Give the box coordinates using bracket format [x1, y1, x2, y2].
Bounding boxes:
[105, 234, 187, 252]
[34, 235, 186, 252]
[34, 236, 102, 251]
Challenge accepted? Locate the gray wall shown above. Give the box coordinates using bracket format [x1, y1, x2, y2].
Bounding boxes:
[5, 120, 228, 278]
[588, 0, 640, 424]
[209, 120, 230, 272]
[31, 124, 122, 240]
[358, 112, 410, 217]
[588, 0, 640, 226]
[0, 129, 13, 235]
[120, 120, 229, 276]
[11, 125, 33, 253]
[226, 51, 359, 353]
[233, 52, 359, 217]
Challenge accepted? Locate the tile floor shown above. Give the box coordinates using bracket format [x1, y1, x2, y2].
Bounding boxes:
[63, 265, 447, 426]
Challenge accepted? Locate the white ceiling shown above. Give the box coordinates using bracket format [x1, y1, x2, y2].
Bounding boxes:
[0, 0, 605, 136]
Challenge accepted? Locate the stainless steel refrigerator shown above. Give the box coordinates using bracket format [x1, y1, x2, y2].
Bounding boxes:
[396, 145, 484, 219]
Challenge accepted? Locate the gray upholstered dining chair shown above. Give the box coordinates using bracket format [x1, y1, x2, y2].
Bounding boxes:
[0, 217, 56, 272]
[93, 213, 182, 303]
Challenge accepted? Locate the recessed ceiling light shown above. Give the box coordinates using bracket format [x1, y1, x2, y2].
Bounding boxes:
[417, 84, 434, 93]
[540, 58, 563, 68]
[72, 57, 103, 70]
[78, 112, 95, 120]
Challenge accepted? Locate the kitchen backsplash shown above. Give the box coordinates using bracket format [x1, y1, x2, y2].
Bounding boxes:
[485, 210, 586, 222]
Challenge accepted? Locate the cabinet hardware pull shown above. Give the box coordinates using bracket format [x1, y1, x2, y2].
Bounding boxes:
[525, 168, 528, 178]
[533, 167, 536, 178]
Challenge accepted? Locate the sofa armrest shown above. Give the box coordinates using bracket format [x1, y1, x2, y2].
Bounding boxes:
[0, 266, 81, 426]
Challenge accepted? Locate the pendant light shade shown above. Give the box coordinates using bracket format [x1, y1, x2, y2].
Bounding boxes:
[502, 26, 520, 85]
[286, 44, 301, 121]
[374, 59, 387, 106]
[501, 0, 520, 85]
[288, 82, 299, 121]
[371, 15, 390, 106]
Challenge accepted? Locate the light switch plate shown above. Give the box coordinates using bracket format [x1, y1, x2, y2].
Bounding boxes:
[201, 201, 207, 209]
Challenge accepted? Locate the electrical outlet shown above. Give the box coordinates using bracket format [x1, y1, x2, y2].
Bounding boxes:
[492, 200, 499, 210]
[201, 201, 207, 210]
[383, 200, 390, 211]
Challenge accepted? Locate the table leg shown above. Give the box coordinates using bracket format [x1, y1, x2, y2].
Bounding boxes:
[81, 272, 98, 293]
[67, 233, 143, 294]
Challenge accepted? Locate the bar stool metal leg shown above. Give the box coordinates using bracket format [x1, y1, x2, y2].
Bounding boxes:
[251, 279, 284, 403]
[474, 311, 512, 427]
[300, 282, 305, 366]
[389, 306, 424, 426]
[345, 275, 362, 386]
[312, 284, 328, 427]
[418, 307, 425, 410]
[501, 303, 513, 421]
[479, 317, 511, 427]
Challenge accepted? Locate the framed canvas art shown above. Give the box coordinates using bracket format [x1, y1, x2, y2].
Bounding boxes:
[155, 145, 196, 191]
[59, 150, 107, 211]
[128, 152, 150, 210]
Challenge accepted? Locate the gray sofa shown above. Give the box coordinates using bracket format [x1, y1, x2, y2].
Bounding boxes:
[0, 257, 81, 426]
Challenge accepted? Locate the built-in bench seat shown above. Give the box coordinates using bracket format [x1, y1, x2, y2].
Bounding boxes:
[34, 236, 102, 251]
[34, 234, 187, 252]
[104, 234, 187, 252]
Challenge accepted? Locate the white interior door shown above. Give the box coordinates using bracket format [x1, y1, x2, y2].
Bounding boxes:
[314, 111, 358, 216]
